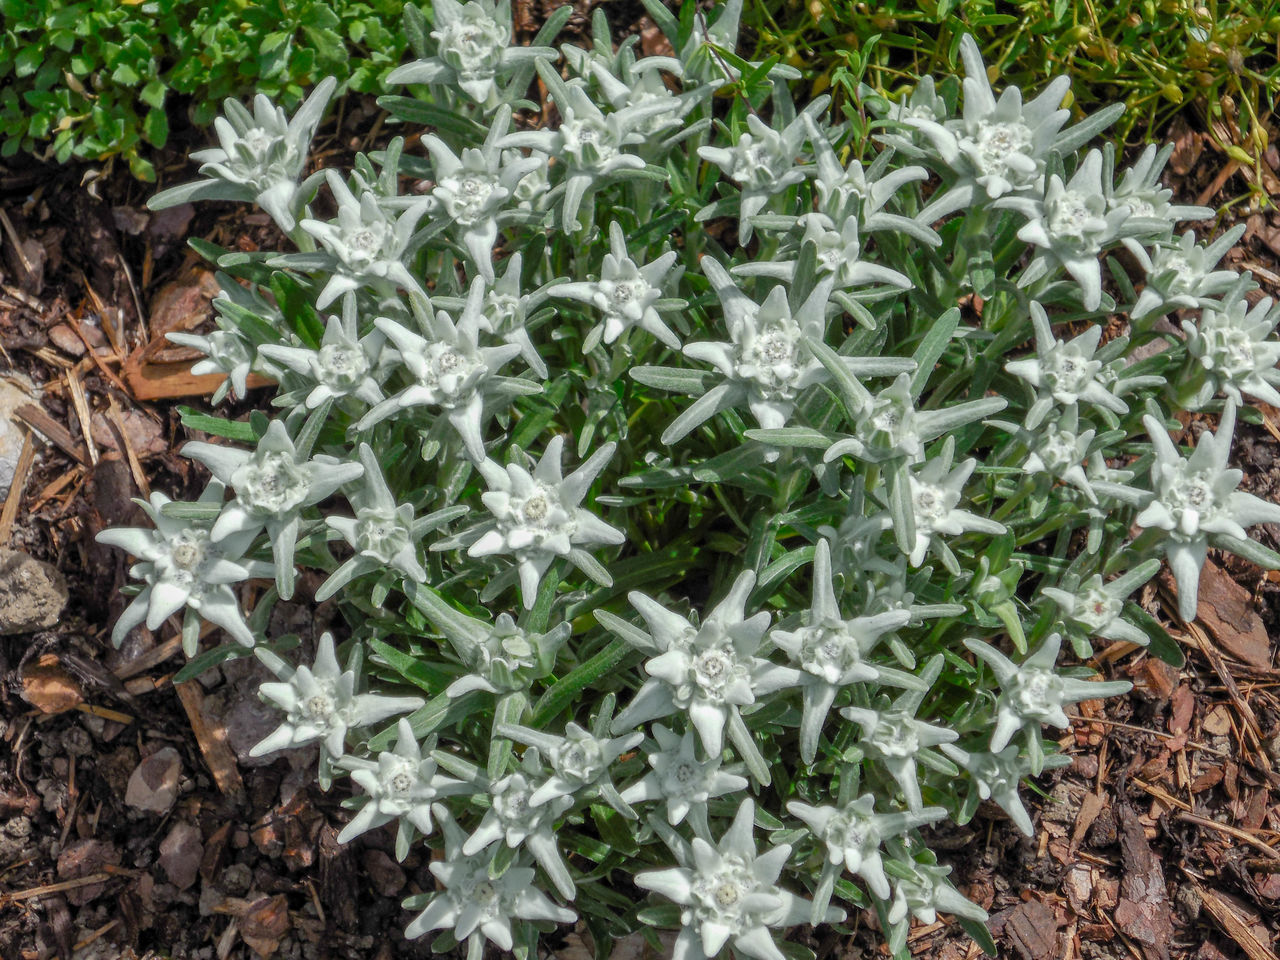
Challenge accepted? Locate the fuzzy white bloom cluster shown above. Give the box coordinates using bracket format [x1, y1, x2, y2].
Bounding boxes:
[99, 2, 1280, 957]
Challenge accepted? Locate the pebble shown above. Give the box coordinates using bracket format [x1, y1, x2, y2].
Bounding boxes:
[125, 747, 183, 814]
[0, 549, 69, 634]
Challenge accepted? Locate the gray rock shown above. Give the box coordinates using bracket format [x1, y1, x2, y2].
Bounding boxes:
[125, 746, 182, 813]
[158, 822, 203, 890]
[0, 549, 68, 634]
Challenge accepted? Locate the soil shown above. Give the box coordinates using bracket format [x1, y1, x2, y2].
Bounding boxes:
[2, 9, 1280, 960]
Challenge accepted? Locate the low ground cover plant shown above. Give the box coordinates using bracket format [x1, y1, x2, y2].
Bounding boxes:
[98, 0, 1280, 956]
[0, 0, 405, 178]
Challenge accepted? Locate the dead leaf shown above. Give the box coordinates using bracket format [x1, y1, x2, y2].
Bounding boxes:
[19, 653, 85, 714]
[1115, 804, 1173, 960]
[1196, 560, 1273, 671]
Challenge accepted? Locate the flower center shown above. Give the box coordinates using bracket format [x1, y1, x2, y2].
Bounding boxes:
[305, 693, 335, 722]
[873, 718, 919, 757]
[1048, 191, 1095, 244]
[239, 451, 309, 516]
[971, 120, 1032, 179]
[316, 342, 369, 389]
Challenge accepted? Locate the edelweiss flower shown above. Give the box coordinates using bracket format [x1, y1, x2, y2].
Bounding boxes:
[898, 437, 1007, 568]
[166, 314, 258, 405]
[840, 655, 958, 813]
[183, 420, 363, 600]
[500, 709, 641, 815]
[618, 724, 748, 825]
[386, 0, 556, 105]
[470, 252, 551, 377]
[769, 539, 916, 762]
[697, 100, 828, 243]
[149, 78, 337, 231]
[421, 106, 543, 280]
[636, 799, 842, 960]
[664, 259, 912, 453]
[462, 765, 577, 899]
[335, 718, 470, 859]
[256, 294, 386, 412]
[1130, 227, 1245, 322]
[407, 582, 569, 697]
[251, 632, 424, 777]
[96, 483, 270, 652]
[467, 435, 623, 607]
[941, 742, 1068, 837]
[547, 221, 685, 351]
[404, 804, 576, 951]
[318, 444, 468, 602]
[787, 793, 945, 902]
[989, 405, 1099, 503]
[1004, 302, 1129, 428]
[502, 65, 681, 231]
[1105, 142, 1213, 229]
[824, 372, 1006, 466]
[1136, 400, 1280, 619]
[907, 35, 1094, 203]
[1183, 290, 1280, 409]
[355, 286, 534, 461]
[886, 857, 988, 937]
[998, 149, 1138, 311]
[1040, 559, 1160, 648]
[609, 571, 800, 784]
[966, 634, 1130, 772]
[297, 170, 428, 308]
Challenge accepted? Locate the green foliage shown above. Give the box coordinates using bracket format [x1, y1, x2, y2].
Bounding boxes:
[0, 0, 408, 179]
[744, 0, 1280, 208]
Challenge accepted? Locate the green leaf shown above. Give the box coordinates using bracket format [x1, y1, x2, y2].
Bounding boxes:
[367, 637, 455, 693]
[635, 904, 683, 929]
[1123, 603, 1184, 668]
[910, 307, 960, 397]
[178, 407, 258, 442]
[529, 639, 637, 727]
[142, 106, 168, 147]
[742, 427, 831, 449]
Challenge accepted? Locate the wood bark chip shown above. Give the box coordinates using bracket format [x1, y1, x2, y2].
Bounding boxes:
[175, 679, 246, 800]
[995, 899, 1060, 960]
[1191, 881, 1280, 960]
[1196, 559, 1274, 671]
[1114, 804, 1173, 960]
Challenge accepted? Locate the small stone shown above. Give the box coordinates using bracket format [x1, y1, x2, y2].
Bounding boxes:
[158, 822, 203, 890]
[221, 862, 253, 896]
[125, 747, 182, 813]
[47, 323, 86, 356]
[0, 549, 69, 635]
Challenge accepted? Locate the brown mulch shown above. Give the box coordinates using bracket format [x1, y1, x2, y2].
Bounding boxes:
[3, 24, 1280, 960]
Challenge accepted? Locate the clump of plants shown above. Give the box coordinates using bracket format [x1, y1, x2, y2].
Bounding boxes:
[0, 0, 407, 178]
[99, 0, 1280, 956]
